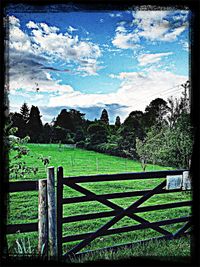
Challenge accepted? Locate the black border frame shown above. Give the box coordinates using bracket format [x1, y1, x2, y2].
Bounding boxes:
[1, 1, 200, 266]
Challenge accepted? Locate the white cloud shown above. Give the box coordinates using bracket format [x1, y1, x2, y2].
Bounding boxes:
[26, 20, 38, 29]
[112, 10, 189, 50]
[112, 31, 140, 49]
[48, 69, 188, 122]
[137, 52, 173, 66]
[7, 15, 102, 95]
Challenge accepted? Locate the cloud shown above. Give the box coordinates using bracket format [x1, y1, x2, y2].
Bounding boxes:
[6, 15, 102, 94]
[46, 69, 187, 123]
[137, 52, 173, 66]
[112, 26, 141, 49]
[112, 9, 189, 49]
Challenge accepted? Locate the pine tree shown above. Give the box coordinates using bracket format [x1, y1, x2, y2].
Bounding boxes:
[115, 116, 121, 128]
[27, 106, 43, 142]
[20, 103, 29, 122]
[100, 109, 109, 125]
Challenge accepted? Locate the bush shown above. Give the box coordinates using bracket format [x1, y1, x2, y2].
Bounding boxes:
[76, 141, 86, 148]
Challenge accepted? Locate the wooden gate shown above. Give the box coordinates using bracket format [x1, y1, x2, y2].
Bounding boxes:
[56, 167, 191, 258]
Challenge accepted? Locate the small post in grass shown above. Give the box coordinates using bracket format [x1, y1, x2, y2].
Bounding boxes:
[47, 166, 57, 259]
[38, 179, 48, 258]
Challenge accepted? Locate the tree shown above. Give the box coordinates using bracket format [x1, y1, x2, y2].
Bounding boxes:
[42, 123, 53, 143]
[136, 126, 165, 169]
[27, 106, 43, 142]
[20, 102, 29, 122]
[123, 110, 145, 139]
[87, 123, 107, 145]
[5, 125, 39, 180]
[52, 126, 69, 143]
[117, 126, 137, 158]
[54, 109, 74, 131]
[69, 109, 85, 129]
[10, 112, 26, 138]
[74, 127, 86, 143]
[115, 116, 121, 128]
[167, 81, 190, 128]
[161, 113, 193, 168]
[136, 113, 193, 169]
[144, 98, 169, 128]
[100, 109, 109, 125]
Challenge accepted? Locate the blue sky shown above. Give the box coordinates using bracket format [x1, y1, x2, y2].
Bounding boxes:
[6, 6, 190, 123]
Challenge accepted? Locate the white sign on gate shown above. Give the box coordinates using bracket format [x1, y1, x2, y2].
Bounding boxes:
[182, 171, 191, 190]
[166, 175, 182, 190]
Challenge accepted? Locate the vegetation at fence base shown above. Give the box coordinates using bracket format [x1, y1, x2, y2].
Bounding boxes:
[67, 236, 191, 263]
[8, 81, 193, 170]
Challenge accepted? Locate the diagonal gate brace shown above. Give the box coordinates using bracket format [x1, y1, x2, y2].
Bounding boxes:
[64, 180, 168, 256]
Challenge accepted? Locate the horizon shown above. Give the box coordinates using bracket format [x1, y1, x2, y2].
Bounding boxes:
[6, 5, 189, 124]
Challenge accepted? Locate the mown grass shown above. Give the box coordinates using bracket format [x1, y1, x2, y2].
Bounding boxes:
[7, 143, 192, 261]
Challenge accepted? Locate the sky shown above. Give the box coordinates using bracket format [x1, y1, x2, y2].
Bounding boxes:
[5, 5, 190, 124]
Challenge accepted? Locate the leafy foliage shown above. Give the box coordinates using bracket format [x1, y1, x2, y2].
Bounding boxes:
[87, 123, 108, 145]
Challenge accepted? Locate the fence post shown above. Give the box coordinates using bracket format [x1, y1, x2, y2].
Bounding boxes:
[38, 179, 48, 258]
[57, 166, 63, 258]
[47, 167, 57, 259]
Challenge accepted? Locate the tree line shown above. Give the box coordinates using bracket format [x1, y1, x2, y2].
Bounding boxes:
[8, 81, 193, 169]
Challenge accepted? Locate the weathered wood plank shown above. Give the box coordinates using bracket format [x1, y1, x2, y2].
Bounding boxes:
[63, 170, 187, 183]
[62, 188, 183, 204]
[38, 179, 48, 257]
[8, 181, 38, 192]
[57, 166, 63, 258]
[47, 167, 57, 258]
[63, 216, 191, 243]
[6, 223, 38, 234]
[62, 201, 191, 223]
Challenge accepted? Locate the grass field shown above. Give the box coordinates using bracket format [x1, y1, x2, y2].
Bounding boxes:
[7, 143, 192, 261]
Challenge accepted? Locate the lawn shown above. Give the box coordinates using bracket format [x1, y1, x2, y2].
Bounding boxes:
[7, 143, 192, 261]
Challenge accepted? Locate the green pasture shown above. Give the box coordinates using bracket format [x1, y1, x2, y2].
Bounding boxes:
[7, 143, 192, 260]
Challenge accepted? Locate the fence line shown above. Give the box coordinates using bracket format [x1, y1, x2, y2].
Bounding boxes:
[6, 167, 191, 259]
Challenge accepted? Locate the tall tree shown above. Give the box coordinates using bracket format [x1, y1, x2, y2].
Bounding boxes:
[115, 116, 121, 128]
[144, 98, 169, 128]
[123, 110, 145, 139]
[54, 109, 74, 131]
[20, 103, 29, 122]
[167, 81, 190, 128]
[69, 109, 85, 129]
[27, 106, 43, 142]
[100, 109, 109, 125]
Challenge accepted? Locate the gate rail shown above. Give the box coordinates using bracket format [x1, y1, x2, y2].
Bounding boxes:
[57, 168, 192, 258]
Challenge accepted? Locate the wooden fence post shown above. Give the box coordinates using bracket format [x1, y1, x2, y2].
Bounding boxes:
[57, 166, 63, 258]
[38, 179, 48, 258]
[47, 166, 57, 259]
